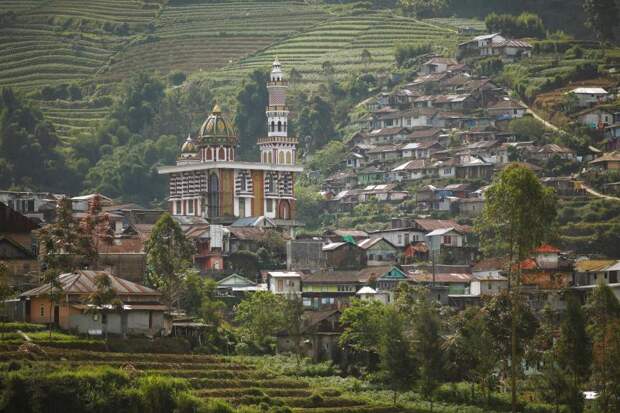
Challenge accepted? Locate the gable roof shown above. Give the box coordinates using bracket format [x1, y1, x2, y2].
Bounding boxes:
[217, 273, 256, 288]
[20, 270, 160, 298]
[231, 216, 276, 228]
[414, 218, 471, 233]
[357, 237, 397, 250]
[0, 202, 40, 233]
[409, 271, 472, 283]
[0, 236, 36, 259]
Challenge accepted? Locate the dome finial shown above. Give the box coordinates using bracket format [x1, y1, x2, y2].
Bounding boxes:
[212, 103, 221, 114]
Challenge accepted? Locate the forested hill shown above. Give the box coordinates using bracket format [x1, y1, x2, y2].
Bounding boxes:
[0, 0, 612, 205]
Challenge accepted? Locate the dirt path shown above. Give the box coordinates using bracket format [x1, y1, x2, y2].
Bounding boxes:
[580, 183, 620, 201]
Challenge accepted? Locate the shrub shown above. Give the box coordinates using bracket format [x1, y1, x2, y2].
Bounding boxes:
[168, 71, 187, 86]
[0, 323, 46, 333]
[395, 43, 432, 67]
[309, 393, 324, 406]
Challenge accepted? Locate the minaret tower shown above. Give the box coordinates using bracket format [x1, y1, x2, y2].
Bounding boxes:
[258, 57, 298, 165]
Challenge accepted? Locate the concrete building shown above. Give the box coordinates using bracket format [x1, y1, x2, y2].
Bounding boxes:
[158, 59, 303, 232]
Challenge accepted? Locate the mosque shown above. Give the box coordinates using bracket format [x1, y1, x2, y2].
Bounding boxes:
[158, 58, 302, 227]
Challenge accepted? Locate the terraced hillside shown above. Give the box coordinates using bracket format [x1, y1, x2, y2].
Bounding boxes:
[100, 1, 332, 80]
[208, 12, 461, 84]
[0, 0, 466, 143]
[0, 344, 400, 412]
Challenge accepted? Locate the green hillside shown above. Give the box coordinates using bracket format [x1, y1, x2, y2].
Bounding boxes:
[0, 0, 465, 144]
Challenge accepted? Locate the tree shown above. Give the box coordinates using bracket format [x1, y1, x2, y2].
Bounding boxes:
[591, 319, 620, 413]
[447, 306, 499, 405]
[38, 198, 95, 336]
[234, 291, 286, 350]
[412, 295, 444, 411]
[476, 164, 556, 412]
[509, 117, 546, 142]
[339, 299, 388, 373]
[583, 0, 618, 41]
[79, 194, 113, 268]
[585, 284, 620, 413]
[556, 294, 591, 387]
[234, 70, 268, 161]
[306, 140, 346, 177]
[537, 352, 583, 413]
[379, 306, 417, 405]
[485, 12, 545, 38]
[360, 49, 372, 68]
[296, 95, 336, 153]
[145, 213, 194, 309]
[228, 250, 260, 279]
[87, 273, 121, 341]
[283, 295, 306, 367]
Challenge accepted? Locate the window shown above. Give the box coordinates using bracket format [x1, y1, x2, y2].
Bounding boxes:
[187, 199, 194, 215]
[286, 152, 292, 164]
[175, 201, 182, 215]
[277, 279, 284, 291]
[239, 174, 247, 192]
[266, 199, 273, 213]
[27, 200, 35, 212]
[238, 198, 246, 218]
[404, 234, 410, 244]
[40, 305, 45, 317]
[397, 234, 403, 244]
[278, 152, 285, 164]
[488, 283, 492, 290]
[443, 235, 452, 245]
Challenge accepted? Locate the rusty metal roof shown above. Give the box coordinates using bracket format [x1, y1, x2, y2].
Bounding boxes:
[20, 270, 160, 298]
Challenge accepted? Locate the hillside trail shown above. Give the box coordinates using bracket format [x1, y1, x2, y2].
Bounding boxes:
[517, 97, 567, 135]
[579, 182, 620, 201]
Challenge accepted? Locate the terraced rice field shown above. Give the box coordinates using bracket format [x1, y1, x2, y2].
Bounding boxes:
[0, 345, 400, 412]
[101, 1, 332, 80]
[34, 100, 110, 142]
[0, 0, 162, 90]
[208, 12, 461, 85]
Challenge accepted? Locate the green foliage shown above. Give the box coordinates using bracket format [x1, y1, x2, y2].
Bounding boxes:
[378, 306, 417, 404]
[296, 95, 336, 153]
[583, 0, 619, 41]
[474, 57, 504, 77]
[228, 251, 260, 278]
[235, 70, 268, 161]
[234, 291, 287, 350]
[39, 83, 82, 101]
[168, 71, 187, 86]
[145, 213, 195, 308]
[485, 12, 546, 38]
[307, 140, 346, 177]
[476, 164, 556, 262]
[293, 184, 325, 230]
[394, 43, 432, 67]
[400, 0, 448, 18]
[557, 297, 589, 373]
[339, 299, 387, 372]
[0, 88, 75, 192]
[508, 117, 546, 142]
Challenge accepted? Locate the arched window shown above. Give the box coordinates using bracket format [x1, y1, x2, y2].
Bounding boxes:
[239, 173, 247, 192]
[267, 173, 275, 193]
[278, 151, 284, 164]
[278, 200, 290, 220]
[271, 121, 275, 132]
[218, 147, 225, 160]
[206, 148, 213, 161]
[208, 174, 219, 217]
[284, 122, 287, 132]
[268, 152, 273, 163]
[285, 151, 292, 164]
[277, 121, 282, 132]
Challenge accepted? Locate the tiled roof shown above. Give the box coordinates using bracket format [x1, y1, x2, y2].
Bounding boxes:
[575, 259, 616, 272]
[409, 271, 472, 283]
[414, 218, 471, 233]
[534, 244, 561, 253]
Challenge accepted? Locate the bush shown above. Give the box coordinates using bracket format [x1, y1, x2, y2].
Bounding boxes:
[168, 71, 187, 86]
[0, 323, 46, 333]
[485, 12, 545, 38]
[395, 43, 432, 67]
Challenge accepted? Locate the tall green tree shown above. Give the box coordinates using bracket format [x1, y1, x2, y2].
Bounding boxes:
[234, 291, 286, 350]
[476, 164, 556, 413]
[412, 295, 444, 411]
[379, 306, 417, 405]
[235, 70, 268, 161]
[145, 213, 194, 309]
[585, 284, 620, 413]
[339, 299, 388, 373]
[296, 95, 336, 153]
[556, 294, 591, 387]
[583, 0, 618, 41]
[0, 88, 73, 192]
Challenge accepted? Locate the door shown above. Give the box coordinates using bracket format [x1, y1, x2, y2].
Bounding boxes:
[53, 306, 60, 328]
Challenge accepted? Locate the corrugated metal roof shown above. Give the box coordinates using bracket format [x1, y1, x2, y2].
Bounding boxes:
[20, 270, 160, 297]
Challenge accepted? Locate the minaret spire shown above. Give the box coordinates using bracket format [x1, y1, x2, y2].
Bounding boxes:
[258, 58, 298, 165]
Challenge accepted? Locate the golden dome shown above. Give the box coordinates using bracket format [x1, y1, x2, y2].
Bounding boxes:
[181, 135, 197, 153]
[197, 104, 237, 145]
